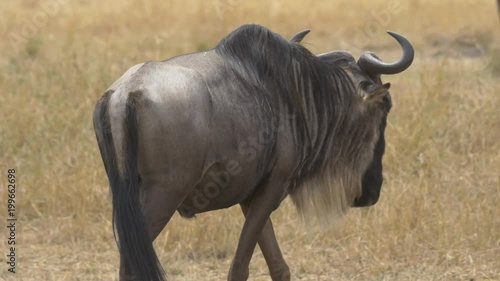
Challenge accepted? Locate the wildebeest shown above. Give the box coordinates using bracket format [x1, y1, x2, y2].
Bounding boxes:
[497, 0, 500, 17]
[93, 24, 414, 281]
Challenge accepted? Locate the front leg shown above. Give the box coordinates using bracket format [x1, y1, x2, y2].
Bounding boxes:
[240, 203, 290, 281]
[228, 175, 288, 281]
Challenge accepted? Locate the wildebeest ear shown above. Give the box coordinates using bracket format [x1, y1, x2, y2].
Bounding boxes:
[290, 29, 310, 43]
[363, 83, 391, 102]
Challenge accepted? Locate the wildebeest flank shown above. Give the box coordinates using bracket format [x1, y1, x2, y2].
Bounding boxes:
[93, 24, 414, 281]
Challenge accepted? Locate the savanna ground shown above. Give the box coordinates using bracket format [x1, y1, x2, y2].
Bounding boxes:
[0, 0, 499, 280]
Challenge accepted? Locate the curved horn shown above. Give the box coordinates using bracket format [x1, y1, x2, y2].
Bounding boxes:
[358, 31, 414, 75]
[290, 29, 311, 43]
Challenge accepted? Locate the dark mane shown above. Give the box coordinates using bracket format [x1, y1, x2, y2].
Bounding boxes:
[215, 24, 294, 92]
[215, 24, 356, 179]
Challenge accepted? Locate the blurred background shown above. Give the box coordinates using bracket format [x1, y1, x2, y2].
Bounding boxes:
[0, 0, 499, 280]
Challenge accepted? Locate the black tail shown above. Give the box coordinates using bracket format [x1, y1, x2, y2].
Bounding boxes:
[498, 0, 500, 19]
[93, 90, 166, 281]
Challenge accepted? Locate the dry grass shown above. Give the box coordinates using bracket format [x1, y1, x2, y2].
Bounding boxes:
[0, 0, 499, 280]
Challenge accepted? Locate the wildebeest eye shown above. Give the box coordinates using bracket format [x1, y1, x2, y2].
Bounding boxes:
[358, 80, 371, 90]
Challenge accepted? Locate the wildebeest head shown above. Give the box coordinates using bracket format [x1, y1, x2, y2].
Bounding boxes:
[313, 32, 414, 207]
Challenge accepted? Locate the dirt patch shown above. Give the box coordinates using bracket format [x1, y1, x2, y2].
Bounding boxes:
[427, 31, 494, 58]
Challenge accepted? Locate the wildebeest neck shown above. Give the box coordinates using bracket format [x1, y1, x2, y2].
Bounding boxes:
[215, 24, 357, 168]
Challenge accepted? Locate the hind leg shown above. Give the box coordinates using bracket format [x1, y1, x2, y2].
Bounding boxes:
[119, 174, 192, 281]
